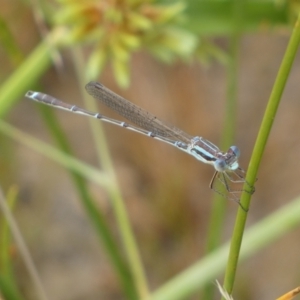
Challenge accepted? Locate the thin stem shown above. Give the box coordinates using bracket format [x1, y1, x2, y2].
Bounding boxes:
[223, 12, 300, 295]
[148, 195, 300, 300]
[203, 1, 242, 299]
[0, 28, 65, 118]
[0, 187, 49, 300]
[39, 105, 138, 300]
[72, 48, 149, 299]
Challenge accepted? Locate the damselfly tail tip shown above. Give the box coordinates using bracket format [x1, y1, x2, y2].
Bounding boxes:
[25, 91, 34, 98]
[85, 81, 103, 91]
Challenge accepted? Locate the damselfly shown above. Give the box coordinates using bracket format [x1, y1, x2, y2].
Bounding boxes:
[26, 81, 254, 207]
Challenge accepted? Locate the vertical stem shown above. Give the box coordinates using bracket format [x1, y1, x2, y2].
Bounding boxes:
[223, 11, 300, 298]
[71, 48, 149, 299]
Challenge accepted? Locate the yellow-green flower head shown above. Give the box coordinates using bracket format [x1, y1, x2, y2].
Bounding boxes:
[53, 0, 198, 87]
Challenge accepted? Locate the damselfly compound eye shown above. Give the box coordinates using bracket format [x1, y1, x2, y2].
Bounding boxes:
[229, 145, 240, 158]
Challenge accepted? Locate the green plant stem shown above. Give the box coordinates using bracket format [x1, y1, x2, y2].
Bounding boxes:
[0, 119, 110, 187]
[204, 1, 242, 299]
[0, 274, 24, 300]
[0, 116, 140, 298]
[72, 48, 149, 299]
[148, 195, 300, 300]
[0, 118, 139, 298]
[39, 106, 138, 300]
[203, 34, 239, 300]
[0, 23, 148, 296]
[0, 186, 23, 300]
[0, 188, 49, 300]
[223, 12, 300, 296]
[0, 28, 65, 118]
[1, 130, 300, 300]
[205, 14, 241, 254]
[0, 186, 18, 277]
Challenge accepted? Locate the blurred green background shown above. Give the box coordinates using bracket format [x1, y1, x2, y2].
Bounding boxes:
[1, 1, 300, 300]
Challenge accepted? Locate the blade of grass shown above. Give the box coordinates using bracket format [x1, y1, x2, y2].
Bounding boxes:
[0, 186, 23, 300]
[39, 105, 138, 300]
[0, 23, 148, 297]
[72, 48, 149, 298]
[0, 16, 24, 65]
[0, 274, 24, 300]
[0, 119, 110, 187]
[0, 28, 65, 118]
[0, 185, 18, 277]
[223, 11, 300, 296]
[203, 1, 243, 298]
[0, 108, 139, 299]
[0, 187, 49, 300]
[148, 195, 300, 300]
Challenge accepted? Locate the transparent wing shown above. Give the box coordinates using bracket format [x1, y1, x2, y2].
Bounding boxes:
[85, 81, 193, 144]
